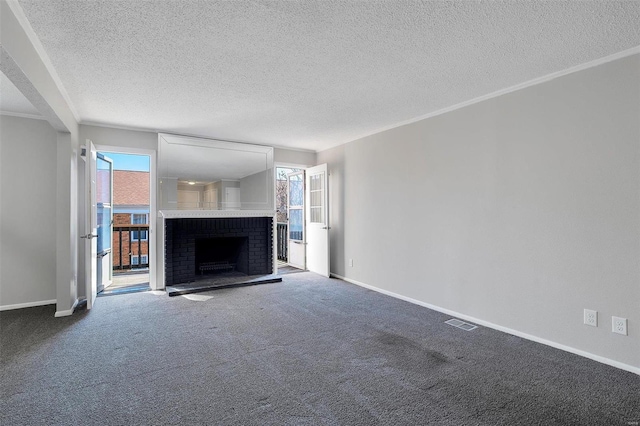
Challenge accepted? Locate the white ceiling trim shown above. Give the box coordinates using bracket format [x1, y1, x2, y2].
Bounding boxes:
[80, 120, 160, 135]
[82, 121, 317, 155]
[0, 46, 68, 131]
[6, 0, 79, 123]
[320, 44, 640, 152]
[0, 110, 48, 121]
[0, 69, 42, 116]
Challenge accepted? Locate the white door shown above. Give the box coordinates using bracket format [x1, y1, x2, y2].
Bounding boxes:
[84, 141, 98, 309]
[178, 190, 200, 209]
[204, 188, 218, 209]
[287, 171, 305, 269]
[224, 187, 241, 210]
[95, 152, 113, 293]
[305, 164, 329, 277]
[84, 144, 114, 306]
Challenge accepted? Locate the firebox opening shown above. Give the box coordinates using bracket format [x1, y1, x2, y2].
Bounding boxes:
[195, 237, 249, 277]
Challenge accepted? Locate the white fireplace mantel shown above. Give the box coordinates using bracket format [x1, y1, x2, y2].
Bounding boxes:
[159, 209, 276, 219]
[156, 209, 278, 289]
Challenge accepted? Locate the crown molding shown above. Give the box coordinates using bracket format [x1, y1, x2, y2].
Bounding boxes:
[319, 45, 640, 153]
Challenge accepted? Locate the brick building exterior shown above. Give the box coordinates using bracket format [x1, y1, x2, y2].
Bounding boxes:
[112, 170, 150, 270]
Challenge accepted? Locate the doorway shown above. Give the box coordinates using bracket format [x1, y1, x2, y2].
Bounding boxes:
[97, 152, 152, 296]
[276, 167, 303, 274]
[275, 164, 330, 277]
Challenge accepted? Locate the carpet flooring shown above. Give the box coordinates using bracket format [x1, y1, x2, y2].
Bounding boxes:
[1, 272, 638, 425]
[276, 265, 305, 275]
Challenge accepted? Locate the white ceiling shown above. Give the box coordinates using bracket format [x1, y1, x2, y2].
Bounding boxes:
[0, 70, 42, 118]
[15, 0, 640, 152]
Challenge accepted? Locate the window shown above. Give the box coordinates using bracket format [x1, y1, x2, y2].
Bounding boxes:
[131, 213, 148, 241]
[275, 167, 301, 223]
[309, 172, 324, 223]
[131, 254, 148, 266]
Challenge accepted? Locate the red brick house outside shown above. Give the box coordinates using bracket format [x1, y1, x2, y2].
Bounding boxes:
[112, 170, 150, 270]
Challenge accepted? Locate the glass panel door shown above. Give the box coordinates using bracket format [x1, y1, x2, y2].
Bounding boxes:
[287, 171, 305, 270]
[96, 153, 113, 292]
[305, 164, 329, 277]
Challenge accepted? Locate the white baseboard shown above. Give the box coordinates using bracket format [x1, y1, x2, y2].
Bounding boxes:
[331, 273, 640, 376]
[54, 299, 78, 317]
[0, 299, 56, 312]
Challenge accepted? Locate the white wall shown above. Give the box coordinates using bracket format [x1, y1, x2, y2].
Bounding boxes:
[318, 54, 640, 370]
[80, 125, 158, 152]
[274, 147, 316, 167]
[0, 115, 58, 308]
[1, 1, 81, 316]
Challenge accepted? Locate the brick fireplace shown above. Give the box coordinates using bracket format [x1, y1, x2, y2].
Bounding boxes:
[164, 217, 273, 286]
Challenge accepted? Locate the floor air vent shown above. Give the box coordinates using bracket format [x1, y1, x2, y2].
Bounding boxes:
[445, 318, 478, 331]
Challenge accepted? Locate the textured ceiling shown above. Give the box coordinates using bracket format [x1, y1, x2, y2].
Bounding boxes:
[16, 0, 640, 152]
[0, 70, 42, 117]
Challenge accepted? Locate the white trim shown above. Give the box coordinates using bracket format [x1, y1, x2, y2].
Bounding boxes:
[54, 298, 78, 317]
[0, 299, 56, 311]
[96, 145, 154, 157]
[94, 146, 157, 290]
[272, 145, 317, 154]
[6, 0, 80, 122]
[275, 162, 312, 169]
[159, 133, 274, 155]
[0, 110, 46, 121]
[319, 46, 640, 153]
[81, 123, 316, 154]
[159, 209, 275, 219]
[81, 121, 161, 135]
[148, 150, 157, 290]
[114, 206, 149, 214]
[331, 273, 640, 376]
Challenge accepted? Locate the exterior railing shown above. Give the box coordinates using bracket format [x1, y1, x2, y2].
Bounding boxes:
[113, 224, 150, 270]
[276, 222, 288, 261]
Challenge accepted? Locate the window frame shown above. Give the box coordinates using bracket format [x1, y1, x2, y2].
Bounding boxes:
[130, 213, 149, 241]
[130, 254, 148, 266]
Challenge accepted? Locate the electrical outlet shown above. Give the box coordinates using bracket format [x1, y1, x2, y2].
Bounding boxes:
[584, 309, 597, 327]
[349, 259, 354, 267]
[612, 317, 627, 335]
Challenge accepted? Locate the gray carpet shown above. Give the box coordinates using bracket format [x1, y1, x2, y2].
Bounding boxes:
[277, 265, 305, 275]
[1, 272, 638, 425]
